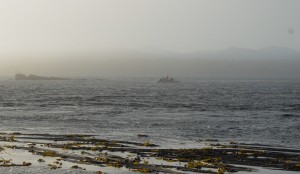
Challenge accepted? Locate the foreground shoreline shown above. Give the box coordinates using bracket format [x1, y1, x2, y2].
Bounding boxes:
[0, 132, 299, 174]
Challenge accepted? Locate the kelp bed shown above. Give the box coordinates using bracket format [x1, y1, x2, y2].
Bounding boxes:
[0, 132, 299, 174]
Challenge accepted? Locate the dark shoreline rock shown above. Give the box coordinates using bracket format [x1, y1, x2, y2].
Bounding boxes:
[15, 74, 69, 80]
[1, 132, 299, 173]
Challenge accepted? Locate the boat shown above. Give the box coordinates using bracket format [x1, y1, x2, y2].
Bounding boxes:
[158, 76, 178, 83]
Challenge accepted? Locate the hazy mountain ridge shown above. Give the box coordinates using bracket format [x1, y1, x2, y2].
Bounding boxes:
[167, 46, 300, 60]
[103, 46, 300, 61]
[2, 46, 300, 79]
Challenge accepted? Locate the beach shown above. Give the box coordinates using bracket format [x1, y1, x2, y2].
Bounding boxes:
[0, 132, 299, 174]
[0, 78, 299, 173]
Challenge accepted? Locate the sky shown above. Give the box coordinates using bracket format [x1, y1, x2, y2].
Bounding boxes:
[0, 0, 299, 55]
[0, 0, 299, 77]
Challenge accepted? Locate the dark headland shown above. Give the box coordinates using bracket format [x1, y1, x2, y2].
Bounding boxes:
[15, 74, 69, 80]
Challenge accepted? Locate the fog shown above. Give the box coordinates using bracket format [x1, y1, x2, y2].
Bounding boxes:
[0, 0, 300, 78]
[1, 47, 299, 79]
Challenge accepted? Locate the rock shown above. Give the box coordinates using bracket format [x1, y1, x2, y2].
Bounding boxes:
[15, 74, 69, 80]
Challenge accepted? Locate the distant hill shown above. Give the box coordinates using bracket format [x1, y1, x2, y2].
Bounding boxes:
[90, 46, 300, 61]
[185, 46, 300, 60]
[5, 46, 300, 79]
[84, 46, 300, 79]
[15, 74, 69, 80]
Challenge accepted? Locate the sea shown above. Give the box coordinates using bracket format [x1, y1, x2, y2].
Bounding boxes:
[1, 78, 299, 148]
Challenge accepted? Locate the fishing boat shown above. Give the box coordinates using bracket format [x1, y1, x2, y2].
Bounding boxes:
[158, 76, 178, 83]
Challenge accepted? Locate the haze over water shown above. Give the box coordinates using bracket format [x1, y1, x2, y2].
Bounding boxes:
[0, 0, 300, 78]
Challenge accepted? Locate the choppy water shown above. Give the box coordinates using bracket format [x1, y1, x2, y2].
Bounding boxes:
[0, 78, 299, 148]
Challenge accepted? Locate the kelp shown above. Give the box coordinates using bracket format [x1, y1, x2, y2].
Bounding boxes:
[0, 157, 32, 167]
[0, 132, 299, 173]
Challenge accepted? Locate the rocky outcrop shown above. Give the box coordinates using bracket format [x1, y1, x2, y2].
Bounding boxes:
[15, 74, 69, 80]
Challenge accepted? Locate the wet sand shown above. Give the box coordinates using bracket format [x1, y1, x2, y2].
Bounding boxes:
[0, 132, 299, 174]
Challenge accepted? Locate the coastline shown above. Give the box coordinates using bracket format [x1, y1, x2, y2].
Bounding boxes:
[0, 132, 299, 174]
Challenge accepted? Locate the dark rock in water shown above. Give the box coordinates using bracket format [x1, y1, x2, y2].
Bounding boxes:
[205, 139, 219, 142]
[137, 134, 149, 137]
[281, 113, 298, 118]
[15, 74, 69, 80]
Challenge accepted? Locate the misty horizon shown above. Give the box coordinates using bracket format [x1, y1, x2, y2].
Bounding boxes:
[0, 46, 299, 79]
[1, 0, 300, 79]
